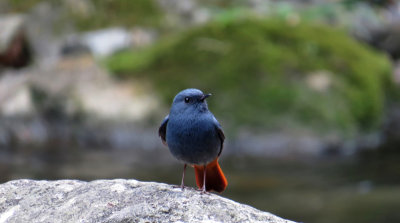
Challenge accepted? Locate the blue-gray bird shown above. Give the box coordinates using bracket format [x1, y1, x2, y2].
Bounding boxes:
[158, 88, 227, 193]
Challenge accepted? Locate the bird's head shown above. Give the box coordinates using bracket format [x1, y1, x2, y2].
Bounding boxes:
[171, 88, 211, 114]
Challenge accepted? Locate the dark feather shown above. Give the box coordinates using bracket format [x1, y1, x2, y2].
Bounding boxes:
[216, 125, 225, 156]
[158, 115, 169, 146]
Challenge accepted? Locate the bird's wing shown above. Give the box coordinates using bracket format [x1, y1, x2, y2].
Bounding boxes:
[213, 117, 225, 157]
[158, 115, 169, 146]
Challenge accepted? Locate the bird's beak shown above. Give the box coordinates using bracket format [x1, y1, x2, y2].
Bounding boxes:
[200, 93, 212, 101]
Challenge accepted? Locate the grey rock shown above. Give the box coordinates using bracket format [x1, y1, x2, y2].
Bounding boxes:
[81, 28, 132, 57]
[0, 15, 24, 53]
[0, 179, 295, 223]
[25, 2, 70, 67]
[69, 27, 157, 57]
[0, 14, 31, 68]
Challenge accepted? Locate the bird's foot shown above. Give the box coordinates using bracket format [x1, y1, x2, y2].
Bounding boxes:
[196, 188, 209, 195]
[200, 190, 209, 195]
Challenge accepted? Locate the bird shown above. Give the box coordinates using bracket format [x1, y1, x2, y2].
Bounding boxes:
[158, 88, 227, 193]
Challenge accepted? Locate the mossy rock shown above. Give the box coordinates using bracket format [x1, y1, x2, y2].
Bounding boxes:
[106, 18, 393, 135]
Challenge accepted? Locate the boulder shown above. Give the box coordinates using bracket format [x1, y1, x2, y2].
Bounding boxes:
[0, 179, 295, 223]
[0, 14, 31, 68]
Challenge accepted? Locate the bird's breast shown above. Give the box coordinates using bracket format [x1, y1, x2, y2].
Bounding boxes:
[166, 115, 220, 164]
[167, 116, 215, 142]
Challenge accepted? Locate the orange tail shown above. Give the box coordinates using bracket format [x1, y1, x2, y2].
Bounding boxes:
[194, 158, 228, 193]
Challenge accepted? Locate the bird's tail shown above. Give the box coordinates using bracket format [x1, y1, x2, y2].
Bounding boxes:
[194, 158, 227, 193]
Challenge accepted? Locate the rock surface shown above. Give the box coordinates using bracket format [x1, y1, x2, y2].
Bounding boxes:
[0, 14, 31, 68]
[0, 179, 294, 223]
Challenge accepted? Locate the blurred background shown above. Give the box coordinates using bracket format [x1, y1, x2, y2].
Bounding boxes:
[1, 0, 400, 222]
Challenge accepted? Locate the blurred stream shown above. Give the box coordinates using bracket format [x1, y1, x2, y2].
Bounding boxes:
[1, 141, 399, 223]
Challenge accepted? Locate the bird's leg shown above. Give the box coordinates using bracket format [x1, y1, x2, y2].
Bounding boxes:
[201, 164, 207, 194]
[180, 163, 187, 190]
[174, 164, 187, 190]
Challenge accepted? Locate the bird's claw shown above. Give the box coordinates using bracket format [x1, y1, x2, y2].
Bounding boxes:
[196, 188, 209, 195]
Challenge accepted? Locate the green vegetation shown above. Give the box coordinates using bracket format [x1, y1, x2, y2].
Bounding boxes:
[106, 18, 392, 134]
[71, 0, 162, 30]
[344, 0, 392, 6]
[7, 0, 43, 12]
[6, 0, 162, 30]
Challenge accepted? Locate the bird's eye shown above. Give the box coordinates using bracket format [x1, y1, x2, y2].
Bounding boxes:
[184, 97, 190, 103]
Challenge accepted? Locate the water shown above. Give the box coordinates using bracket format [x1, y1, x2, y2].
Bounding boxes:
[0, 145, 399, 223]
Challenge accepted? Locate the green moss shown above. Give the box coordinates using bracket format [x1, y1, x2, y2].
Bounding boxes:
[6, 0, 161, 30]
[7, 0, 43, 12]
[71, 0, 162, 30]
[106, 18, 392, 134]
